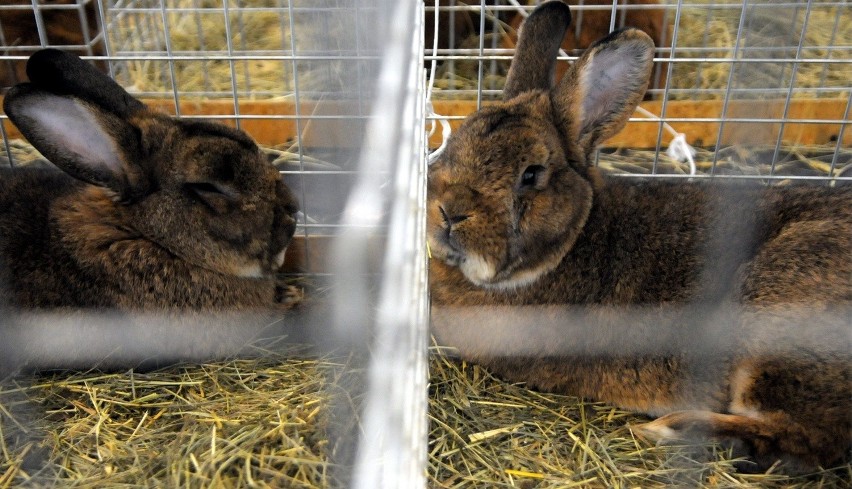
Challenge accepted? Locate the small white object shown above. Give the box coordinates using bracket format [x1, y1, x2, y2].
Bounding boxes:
[426, 101, 452, 164]
[666, 132, 697, 176]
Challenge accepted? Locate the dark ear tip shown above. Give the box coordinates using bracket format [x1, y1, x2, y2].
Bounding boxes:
[26, 48, 79, 85]
[594, 28, 656, 51]
[530, 0, 572, 25]
[621, 28, 656, 48]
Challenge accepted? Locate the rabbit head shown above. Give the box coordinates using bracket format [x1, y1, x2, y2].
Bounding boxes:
[3, 49, 298, 280]
[428, 1, 654, 290]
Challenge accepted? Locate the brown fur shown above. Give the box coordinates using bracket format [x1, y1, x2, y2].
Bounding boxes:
[0, 49, 299, 312]
[429, 1, 851, 473]
[506, 0, 670, 92]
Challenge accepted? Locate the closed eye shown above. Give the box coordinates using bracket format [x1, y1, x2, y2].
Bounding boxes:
[186, 182, 224, 195]
[184, 181, 238, 213]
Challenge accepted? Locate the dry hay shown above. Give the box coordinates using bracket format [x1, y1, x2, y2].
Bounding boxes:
[0, 259, 848, 489]
[595, 144, 852, 181]
[671, 0, 852, 100]
[0, 354, 352, 488]
[429, 0, 852, 101]
[428, 349, 852, 488]
[107, 0, 346, 98]
[4, 349, 849, 488]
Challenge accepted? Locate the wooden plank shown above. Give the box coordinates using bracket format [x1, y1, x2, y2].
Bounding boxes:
[3, 97, 848, 150]
[430, 98, 852, 149]
[145, 99, 371, 149]
[0, 98, 366, 149]
[282, 235, 385, 275]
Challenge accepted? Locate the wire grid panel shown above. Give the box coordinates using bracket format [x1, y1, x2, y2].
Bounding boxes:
[106, 0, 367, 99]
[0, 0, 429, 486]
[425, 0, 852, 182]
[0, 1, 392, 270]
[0, 0, 106, 87]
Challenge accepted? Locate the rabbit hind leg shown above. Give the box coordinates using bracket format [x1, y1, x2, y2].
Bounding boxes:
[633, 409, 826, 473]
[634, 360, 850, 474]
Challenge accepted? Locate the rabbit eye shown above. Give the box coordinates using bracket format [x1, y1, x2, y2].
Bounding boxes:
[520, 165, 544, 188]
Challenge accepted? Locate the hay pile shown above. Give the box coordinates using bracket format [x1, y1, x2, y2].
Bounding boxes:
[1, 355, 346, 488]
[671, 1, 852, 100]
[3, 350, 850, 488]
[428, 350, 852, 488]
[110, 1, 851, 101]
[108, 0, 346, 98]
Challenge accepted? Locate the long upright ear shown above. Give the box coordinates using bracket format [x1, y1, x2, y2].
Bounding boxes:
[3, 84, 149, 201]
[503, 1, 571, 101]
[25, 48, 145, 118]
[551, 29, 655, 156]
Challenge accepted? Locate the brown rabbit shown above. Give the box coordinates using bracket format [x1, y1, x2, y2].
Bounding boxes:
[0, 48, 300, 311]
[429, 0, 851, 474]
[0, 49, 304, 372]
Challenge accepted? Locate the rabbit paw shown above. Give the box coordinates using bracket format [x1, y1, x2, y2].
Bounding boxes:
[275, 283, 304, 308]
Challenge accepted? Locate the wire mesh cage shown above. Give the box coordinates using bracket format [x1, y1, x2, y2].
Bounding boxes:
[423, 1, 851, 487]
[1, 0, 850, 487]
[425, 0, 852, 184]
[0, 0, 106, 86]
[0, 0, 428, 487]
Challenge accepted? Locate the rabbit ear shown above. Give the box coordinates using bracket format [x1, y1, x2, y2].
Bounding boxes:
[3, 84, 149, 201]
[552, 29, 655, 156]
[25, 48, 145, 118]
[503, 1, 571, 100]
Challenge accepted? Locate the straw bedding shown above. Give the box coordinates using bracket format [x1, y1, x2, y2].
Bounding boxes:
[1, 356, 340, 488]
[3, 351, 850, 488]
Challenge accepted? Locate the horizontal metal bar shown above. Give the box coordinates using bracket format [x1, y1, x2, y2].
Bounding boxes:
[279, 171, 363, 175]
[163, 114, 374, 121]
[425, 115, 852, 124]
[298, 222, 386, 230]
[649, 87, 850, 95]
[0, 113, 374, 121]
[109, 6, 382, 14]
[425, 55, 852, 64]
[427, 45, 852, 56]
[424, 2, 848, 12]
[609, 173, 852, 182]
[0, 54, 383, 62]
[0, 43, 104, 51]
[0, 3, 95, 11]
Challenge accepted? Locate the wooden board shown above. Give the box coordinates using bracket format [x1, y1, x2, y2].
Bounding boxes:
[430, 98, 852, 149]
[282, 235, 385, 275]
[0, 98, 366, 150]
[3, 97, 848, 150]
